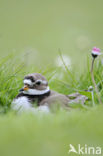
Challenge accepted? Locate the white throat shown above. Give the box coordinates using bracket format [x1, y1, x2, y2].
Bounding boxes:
[23, 86, 50, 95]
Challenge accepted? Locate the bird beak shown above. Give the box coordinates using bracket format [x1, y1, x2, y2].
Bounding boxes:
[19, 88, 24, 92]
[19, 86, 29, 92]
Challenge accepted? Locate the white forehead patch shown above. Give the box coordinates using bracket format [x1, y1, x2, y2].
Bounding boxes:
[24, 79, 47, 86]
[24, 79, 33, 85]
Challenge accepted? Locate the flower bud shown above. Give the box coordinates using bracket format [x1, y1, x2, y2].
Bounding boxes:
[91, 47, 101, 58]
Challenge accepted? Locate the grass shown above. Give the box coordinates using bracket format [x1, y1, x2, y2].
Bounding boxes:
[0, 107, 103, 156]
[0, 54, 103, 155]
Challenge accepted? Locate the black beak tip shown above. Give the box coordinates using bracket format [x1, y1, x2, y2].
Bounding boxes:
[19, 88, 24, 92]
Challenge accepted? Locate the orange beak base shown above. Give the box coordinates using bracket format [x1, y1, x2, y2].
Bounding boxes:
[24, 86, 29, 91]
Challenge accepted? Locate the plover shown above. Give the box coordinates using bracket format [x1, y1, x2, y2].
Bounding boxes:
[12, 73, 87, 113]
[12, 73, 71, 113]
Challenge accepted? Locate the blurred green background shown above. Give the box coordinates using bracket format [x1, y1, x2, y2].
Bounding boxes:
[0, 0, 103, 69]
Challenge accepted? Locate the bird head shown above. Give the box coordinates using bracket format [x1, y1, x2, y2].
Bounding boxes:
[19, 73, 50, 95]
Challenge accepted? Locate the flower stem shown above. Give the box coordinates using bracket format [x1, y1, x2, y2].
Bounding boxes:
[91, 91, 95, 107]
[91, 57, 102, 105]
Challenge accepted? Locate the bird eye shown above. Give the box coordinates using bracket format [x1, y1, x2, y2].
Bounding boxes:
[36, 81, 41, 85]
